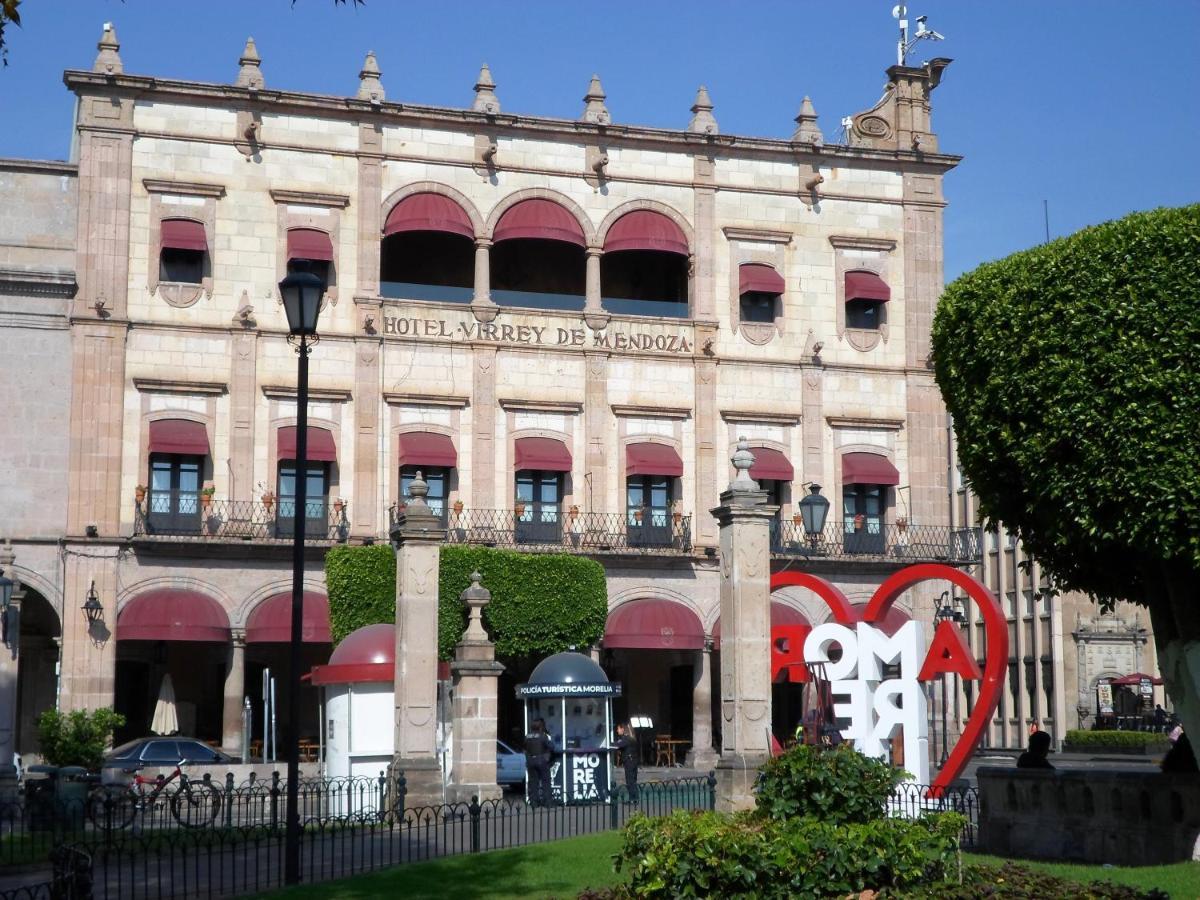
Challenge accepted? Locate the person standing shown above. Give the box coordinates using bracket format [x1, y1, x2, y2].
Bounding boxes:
[615, 723, 640, 803]
[524, 718, 554, 807]
[1016, 730, 1054, 770]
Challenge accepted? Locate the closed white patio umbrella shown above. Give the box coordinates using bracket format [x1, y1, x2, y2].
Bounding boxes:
[151, 673, 179, 736]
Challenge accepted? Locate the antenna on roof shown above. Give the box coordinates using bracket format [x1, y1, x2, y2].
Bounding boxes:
[893, 4, 945, 66]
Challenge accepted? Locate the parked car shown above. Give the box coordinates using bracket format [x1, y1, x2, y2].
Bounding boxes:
[103, 737, 233, 772]
[496, 739, 526, 785]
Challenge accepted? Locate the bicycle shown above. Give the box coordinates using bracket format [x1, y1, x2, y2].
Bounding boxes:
[87, 762, 222, 830]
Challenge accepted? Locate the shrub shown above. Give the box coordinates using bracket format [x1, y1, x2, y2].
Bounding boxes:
[615, 809, 964, 898]
[755, 743, 905, 825]
[1062, 729, 1168, 751]
[902, 862, 1169, 899]
[37, 708, 125, 770]
[326, 544, 607, 660]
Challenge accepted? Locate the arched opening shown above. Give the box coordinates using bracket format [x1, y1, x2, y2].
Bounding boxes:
[491, 199, 586, 312]
[15, 587, 61, 757]
[601, 211, 689, 318]
[380, 193, 475, 303]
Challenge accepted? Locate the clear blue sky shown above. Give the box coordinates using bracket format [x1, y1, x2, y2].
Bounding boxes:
[1, 1, 1196, 279]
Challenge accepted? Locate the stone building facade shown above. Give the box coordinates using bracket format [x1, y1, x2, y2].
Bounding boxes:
[1, 25, 984, 777]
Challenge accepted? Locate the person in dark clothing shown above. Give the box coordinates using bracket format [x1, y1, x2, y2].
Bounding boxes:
[524, 718, 554, 807]
[614, 723, 639, 803]
[1161, 732, 1199, 774]
[1016, 729, 1054, 769]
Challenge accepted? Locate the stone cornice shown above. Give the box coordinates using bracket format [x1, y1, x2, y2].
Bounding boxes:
[269, 188, 350, 208]
[722, 227, 794, 245]
[62, 70, 962, 173]
[828, 235, 899, 252]
[0, 157, 77, 176]
[611, 404, 692, 420]
[383, 392, 469, 408]
[498, 398, 583, 414]
[0, 269, 77, 297]
[721, 409, 801, 426]
[826, 415, 905, 430]
[261, 385, 352, 403]
[133, 377, 227, 395]
[142, 178, 226, 198]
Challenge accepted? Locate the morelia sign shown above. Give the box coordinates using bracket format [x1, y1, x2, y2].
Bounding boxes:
[767, 565, 1007, 795]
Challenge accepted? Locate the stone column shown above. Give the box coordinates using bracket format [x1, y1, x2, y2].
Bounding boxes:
[449, 572, 504, 802]
[471, 239, 499, 323]
[389, 472, 447, 806]
[583, 248, 608, 330]
[710, 439, 775, 811]
[222, 630, 246, 756]
[687, 642, 718, 771]
[471, 350, 498, 509]
[0, 542, 20, 799]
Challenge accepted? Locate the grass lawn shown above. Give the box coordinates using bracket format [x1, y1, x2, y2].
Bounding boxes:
[257, 830, 625, 899]
[965, 853, 1200, 899]
[257, 832, 1200, 900]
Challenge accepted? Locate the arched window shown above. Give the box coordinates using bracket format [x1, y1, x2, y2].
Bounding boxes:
[380, 193, 475, 303]
[491, 199, 586, 312]
[601, 211, 689, 318]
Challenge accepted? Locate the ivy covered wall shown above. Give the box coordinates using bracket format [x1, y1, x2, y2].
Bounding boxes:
[325, 544, 608, 661]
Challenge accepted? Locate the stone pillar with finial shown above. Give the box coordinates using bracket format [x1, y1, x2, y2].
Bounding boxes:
[710, 438, 776, 811]
[449, 572, 505, 802]
[93, 22, 123, 75]
[472, 64, 500, 114]
[236, 37, 264, 90]
[389, 471, 447, 806]
[357, 51, 384, 103]
[687, 86, 718, 135]
[792, 96, 823, 145]
[580, 75, 611, 125]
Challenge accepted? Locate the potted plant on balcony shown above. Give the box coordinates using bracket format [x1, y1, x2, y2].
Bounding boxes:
[634, 506, 644, 524]
[200, 485, 215, 510]
[896, 516, 908, 532]
[333, 497, 345, 515]
[514, 500, 526, 518]
[568, 504, 579, 522]
[261, 489, 275, 513]
[134, 484, 147, 505]
[672, 500, 682, 527]
[853, 513, 865, 531]
[453, 499, 464, 516]
[792, 511, 803, 527]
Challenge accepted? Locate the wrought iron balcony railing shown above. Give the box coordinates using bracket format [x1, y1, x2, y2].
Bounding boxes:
[770, 519, 981, 565]
[133, 492, 350, 543]
[388, 506, 693, 556]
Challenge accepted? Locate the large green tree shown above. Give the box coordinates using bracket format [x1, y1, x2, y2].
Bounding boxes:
[932, 204, 1200, 763]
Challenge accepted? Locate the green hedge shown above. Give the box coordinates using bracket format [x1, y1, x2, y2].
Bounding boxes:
[755, 744, 905, 825]
[325, 544, 607, 660]
[1063, 729, 1169, 751]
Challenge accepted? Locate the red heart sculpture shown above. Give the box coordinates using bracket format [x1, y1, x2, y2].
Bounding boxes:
[771, 563, 1007, 796]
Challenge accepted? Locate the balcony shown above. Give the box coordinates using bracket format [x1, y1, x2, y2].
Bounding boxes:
[770, 520, 981, 565]
[389, 507, 693, 556]
[133, 492, 350, 544]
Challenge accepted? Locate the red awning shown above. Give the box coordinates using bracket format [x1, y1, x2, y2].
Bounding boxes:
[626, 442, 684, 478]
[604, 210, 688, 255]
[514, 436, 572, 472]
[748, 447, 793, 482]
[1109, 672, 1164, 686]
[845, 270, 891, 302]
[384, 193, 474, 240]
[493, 199, 586, 247]
[850, 602, 910, 638]
[604, 599, 705, 650]
[246, 592, 331, 644]
[310, 623, 395, 685]
[117, 590, 231, 642]
[739, 263, 785, 295]
[842, 452, 900, 486]
[278, 426, 337, 462]
[148, 419, 209, 456]
[712, 602, 809, 651]
[397, 432, 457, 469]
[287, 228, 334, 262]
[161, 218, 207, 252]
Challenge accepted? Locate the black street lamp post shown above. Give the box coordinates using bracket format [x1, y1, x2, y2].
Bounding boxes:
[933, 590, 966, 769]
[278, 270, 324, 886]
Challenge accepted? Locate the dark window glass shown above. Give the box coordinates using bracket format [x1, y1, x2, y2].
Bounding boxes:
[147, 454, 203, 534]
[277, 461, 329, 538]
[515, 471, 562, 543]
[380, 232, 474, 303]
[846, 298, 882, 330]
[626, 475, 675, 547]
[141, 741, 181, 764]
[159, 248, 204, 284]
[842, 483, 885, 554]
[400, 466, 448, 523]
[740, 291, 777, 324]
[288, 257, 331, 291]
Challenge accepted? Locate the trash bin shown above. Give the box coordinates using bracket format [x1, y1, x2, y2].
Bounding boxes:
[55, 766, 91, 831]
[24, 765, 58, 832]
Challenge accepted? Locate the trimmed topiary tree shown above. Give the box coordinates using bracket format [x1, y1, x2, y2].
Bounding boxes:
[932, 204, 1200, 765]
[325, 544, 607, 660]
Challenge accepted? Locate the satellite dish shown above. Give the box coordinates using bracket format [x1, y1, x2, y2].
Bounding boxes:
[892, 4, 906, 18]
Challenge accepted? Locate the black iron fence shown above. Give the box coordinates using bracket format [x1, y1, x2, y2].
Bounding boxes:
[888, 782, 980, 848]
[390, 507, 694, 555]
[771, 520, 981, 564]
[133, 494, 350, 543]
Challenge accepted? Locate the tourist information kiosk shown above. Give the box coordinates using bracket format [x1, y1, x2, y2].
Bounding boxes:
[516, 652, 622, 804]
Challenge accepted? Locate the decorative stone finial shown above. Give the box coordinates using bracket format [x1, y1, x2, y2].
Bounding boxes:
[473, 63, 500, 114]
[581, 74, 610, 126]
[358, 51, 384, 103]
[460, 571, 493, 643]
[93, 22, 123, 75]
[687, 86, 718, 135]
[730, 437, 758, 491]
[236, 37, 264, 90]
[792, 95, 823, 145]
[406, 470, 430, 507]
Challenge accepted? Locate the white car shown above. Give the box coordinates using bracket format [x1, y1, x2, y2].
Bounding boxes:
[496, 740, 526, 785]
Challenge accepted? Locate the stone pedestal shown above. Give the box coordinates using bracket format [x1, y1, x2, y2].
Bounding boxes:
[449, 573, 504, 802]
[389, 473, 447, 807]
[710, 439, 776, 811]
[687, 644, 718, 771]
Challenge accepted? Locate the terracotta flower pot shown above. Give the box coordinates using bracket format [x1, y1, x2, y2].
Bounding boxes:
[135, 486, 146, 504]
[453, 500, 464, 515]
